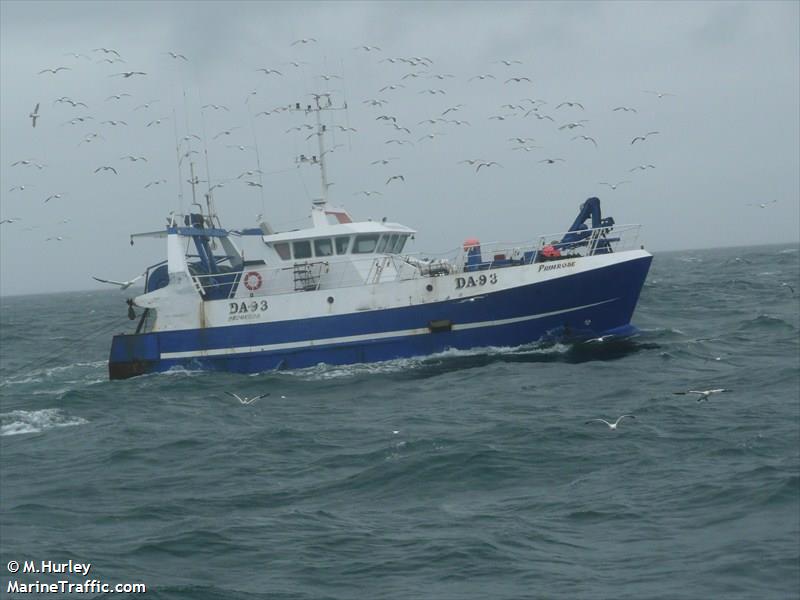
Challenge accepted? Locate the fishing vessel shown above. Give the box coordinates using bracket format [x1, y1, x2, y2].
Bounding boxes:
[108, 95, 652, 379]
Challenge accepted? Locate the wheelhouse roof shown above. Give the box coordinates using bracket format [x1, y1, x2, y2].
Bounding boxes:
[261, 220, 415, 244]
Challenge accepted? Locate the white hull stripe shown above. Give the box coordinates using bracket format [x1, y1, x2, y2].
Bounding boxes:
[160, 298, 619, 360]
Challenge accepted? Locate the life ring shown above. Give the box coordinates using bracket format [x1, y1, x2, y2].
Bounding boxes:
[243, 271, 263, 291]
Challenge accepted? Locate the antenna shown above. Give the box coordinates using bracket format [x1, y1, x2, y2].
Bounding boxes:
[291, 92, 347, 227]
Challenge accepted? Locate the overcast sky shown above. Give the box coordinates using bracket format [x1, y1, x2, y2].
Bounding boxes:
[1, 0, 798, 296]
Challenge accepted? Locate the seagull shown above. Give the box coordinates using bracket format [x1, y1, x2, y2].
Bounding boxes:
[202, 103, 230, 111]
[529, 112, 555, 122]
[8, 185, 32, 192]
[673, 389, 731, 401]
[237, 169, 264, 179]
[512, 145, 540, 152]
[539, 158, 565, 164]
[556, 101, 584, 109]
[44, 193, 65, 203]
[112, 71, 147, 78]
[78, 132, 104, 144]
[63, 52, 90, 60]
[371, 157, 399, 165]
[495, 59, 522, 66]
[488, 115, 515, 121]
[631, 131, 659, 144]
[458, 158, 485, 166]
[363, 98, 388, 107]
[225, 391, 270, 405]
[585, 415, 635, 430]
[0, 218, 22, 224]
[226, 144, 253, 151]
[418, 133, 444, 142]
[46, 236, 67, 241]
[355, 45, 382, 51]
[93, 47, 121, 57]
[476, 161, 502, 172]
[376, 115, 397, 123]
[11, 159, 45, 168]
[386, 175, 405, 184]
[780, 282, 796, 294]
[145, 179, 167, 188]
[418, 88, 446, 95]
[101, 120, 128, 126]
[291, 38, 317, 46]
[213, 127, 240, 139]
[379, 84, 405, 92]
[629, 164, 656, 172]
[356, 190, 382, 197]
[284, 60, 309, 67]
[92, 273, 144, 290]
[385, 139, 413, 146]
[746, 200, 778, 208]
[29, 103, 40, 128]
[146, 119, 167, 127]
[256, 67, 282, 75]
[558, 121, 588, 130]
[643, 90, 676, 98]
[599, 181, 631, 190]
[134, 101, 159, 111]
[97, 57, 126, 64]
[334, 125, 357, 133]
[245, 181, 263, 188]
[586, 334, 615, 343]
[319, 74, 341, 81]
[165, 51, 188, 60]
[613, 106, 637, 113]
[94, 166, 118, 174]
[120, 155, 147, 162]
[447, 120, 470, 126]
[38, 66, 71, 74]
[441, 105, 463, 116]
[505, 77, 532, 83]
[572, 135, 598, 147]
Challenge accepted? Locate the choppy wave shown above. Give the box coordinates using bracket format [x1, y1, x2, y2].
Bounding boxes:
[0, 408, 88, 436]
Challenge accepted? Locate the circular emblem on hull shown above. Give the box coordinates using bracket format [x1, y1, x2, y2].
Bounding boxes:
[243, 271, 263, 291]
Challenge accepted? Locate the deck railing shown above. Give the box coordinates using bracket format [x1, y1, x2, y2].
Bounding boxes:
[185, 224, 642, 299]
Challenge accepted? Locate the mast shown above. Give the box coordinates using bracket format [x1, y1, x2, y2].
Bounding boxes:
[293, 93, 347, 227]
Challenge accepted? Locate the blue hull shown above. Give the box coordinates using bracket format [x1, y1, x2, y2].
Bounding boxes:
[109, 255, 652, 379]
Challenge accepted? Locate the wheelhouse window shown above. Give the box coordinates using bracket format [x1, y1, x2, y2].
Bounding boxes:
[376, 235, 389, 253]
[273, 242, 291, 260]
[335, 236, 350, 255]
[384, 234, 398, 253]
[314, 238, 333, 257]
[393, 235, 408, 253]
[353, 234, 379, 254]
[293, 240, 312, 259]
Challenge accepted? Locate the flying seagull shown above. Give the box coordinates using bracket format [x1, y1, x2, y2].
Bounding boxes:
[165, 51, 188, 60]
[613, 106, 637, 113]
[356, 190, 382, 197]
[469, 74, 495, 81]
[257, 68, 282, 76]
[92, 273, 145, 290]
[38, 66, 71, 74]
[746, 200, 778, 208]
[94, 166, 118, 174]
[629, 164, 656, 172]
[599, 181, 631, 190]
[111, 71, 147, 78]
[631, 131, 659, 144]
[386, 175, 405, 185]
[225, 391, 270, 405]
[476, 161, 502, 172]
[29, 103, 40, 128]
[673, 389, 731, 401]
[145, 179, 167, 188]
[556, 101, 584, 109]
[643, 90, 676, 98]
[585, 415, 635, 430]
[291, 38, 317, 46]
[44, 193, 65, 203]
[505, 77, 532, 83]
[540, 158, 565, 164]
[572, 135, 598, 147]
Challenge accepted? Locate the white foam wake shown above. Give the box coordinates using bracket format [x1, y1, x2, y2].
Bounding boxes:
[0, 408, 88, 437]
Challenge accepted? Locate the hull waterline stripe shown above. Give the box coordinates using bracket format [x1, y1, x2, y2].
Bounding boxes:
[158, 297, 619, 360]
